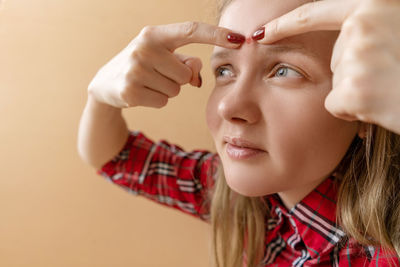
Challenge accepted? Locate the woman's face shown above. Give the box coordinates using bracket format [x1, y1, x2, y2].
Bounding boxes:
[206, 0, 361, 208]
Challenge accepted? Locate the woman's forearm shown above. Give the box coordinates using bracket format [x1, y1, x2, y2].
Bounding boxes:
[77, 93, 130, 170]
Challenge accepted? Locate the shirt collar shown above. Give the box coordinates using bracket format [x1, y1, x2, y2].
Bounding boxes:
[267, 174, 347, 259]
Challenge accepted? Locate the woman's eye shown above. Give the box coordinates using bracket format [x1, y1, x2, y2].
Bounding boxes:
[215, 66, 234, 78]
[274, 66, 302, 78]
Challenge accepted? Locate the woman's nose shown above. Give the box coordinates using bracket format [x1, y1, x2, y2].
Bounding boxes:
[217, 81, 261, 124]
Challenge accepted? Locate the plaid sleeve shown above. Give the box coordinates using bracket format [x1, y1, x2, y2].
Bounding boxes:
[97, 130, 220, 222]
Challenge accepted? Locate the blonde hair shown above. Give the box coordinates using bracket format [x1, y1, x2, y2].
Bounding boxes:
[207, 1, 400, 266]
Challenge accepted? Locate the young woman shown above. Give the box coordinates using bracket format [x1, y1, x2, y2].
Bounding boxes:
[78, 0, 400, 265]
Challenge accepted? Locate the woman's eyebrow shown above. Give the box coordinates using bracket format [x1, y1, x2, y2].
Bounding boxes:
[210, 44, 320, 61]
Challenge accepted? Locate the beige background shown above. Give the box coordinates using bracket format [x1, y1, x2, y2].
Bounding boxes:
[0, 0, 219, 266]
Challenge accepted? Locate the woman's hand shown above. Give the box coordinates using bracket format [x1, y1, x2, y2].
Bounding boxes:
[255, 0, 400, 135]
[88, 22, 244, 109]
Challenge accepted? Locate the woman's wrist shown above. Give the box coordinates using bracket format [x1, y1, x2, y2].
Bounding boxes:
[86, 93, 122, 117]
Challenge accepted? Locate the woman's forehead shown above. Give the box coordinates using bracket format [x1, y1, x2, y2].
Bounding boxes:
[216, 0, 337, 66]
[219, 0, 311, 37]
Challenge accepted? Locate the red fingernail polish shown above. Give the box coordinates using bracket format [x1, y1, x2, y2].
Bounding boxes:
[227, 32, 245, 44]
[252, 27, 265, 41]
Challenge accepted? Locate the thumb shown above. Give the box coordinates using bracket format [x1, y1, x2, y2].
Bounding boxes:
[175, 53, 203, 87]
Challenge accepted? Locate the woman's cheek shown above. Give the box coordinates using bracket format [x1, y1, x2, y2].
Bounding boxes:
[205, 90, 221, 137]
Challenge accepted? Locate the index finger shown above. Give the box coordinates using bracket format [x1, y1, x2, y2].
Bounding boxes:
[256, 0, 355, 44]
[144, 21, 245, 51]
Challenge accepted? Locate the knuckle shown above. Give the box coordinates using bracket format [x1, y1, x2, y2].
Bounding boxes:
[341, 18, 357, 38]
[130, 49, 142, 63]
[342, 15, 371, 40]
[130, 43, 150, 61]
[270, 20, 280, 36]
[127, 62, 144, 79]
[352, 40, 376, 58]
[120, 83, 142, 107]
[295, 4, 311, 27]
[139, 25, 156, 40]
[181, 21, 199, 39]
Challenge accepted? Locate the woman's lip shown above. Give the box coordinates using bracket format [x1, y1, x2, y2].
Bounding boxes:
[225, 143, 266, 160]
[223, 136, 267, 160]
[223, 136, 266, 151]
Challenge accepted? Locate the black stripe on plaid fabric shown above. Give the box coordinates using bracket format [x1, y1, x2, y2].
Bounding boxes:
[329, 243, 340, 267]
[292, 202, 346, 244]
[270, 206, 283, 230]
[293, 248, 311, 267]
[264, 236, 286, 265]
[147, 162, 176, 177]
[287, 213, 302, 250]
[287, 232, 301, 250]
[267, 217, 279, 231]
[116, 148, 130, 161]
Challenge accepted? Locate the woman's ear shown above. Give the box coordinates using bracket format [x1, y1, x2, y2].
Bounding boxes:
[357, 122, 368, 139]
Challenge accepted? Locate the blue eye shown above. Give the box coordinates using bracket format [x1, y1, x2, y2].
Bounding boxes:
[274, 66, 302, 78]
[215, 66, 233, 78]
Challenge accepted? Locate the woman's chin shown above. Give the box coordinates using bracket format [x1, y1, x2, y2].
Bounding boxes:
[224, 173, 276, 197]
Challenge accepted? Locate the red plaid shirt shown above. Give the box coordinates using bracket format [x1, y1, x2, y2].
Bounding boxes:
[97, 131, 400, 266]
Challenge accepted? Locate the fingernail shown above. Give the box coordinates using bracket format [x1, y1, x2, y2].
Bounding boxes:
[227, 32, 245, 44]
[252, 27, 265, 41]
[198, 73, 202, 88]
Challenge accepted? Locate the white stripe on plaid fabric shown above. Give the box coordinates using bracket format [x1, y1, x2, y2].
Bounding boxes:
[364, 245, 376, 260]
[111, 173, 124, 181]
[176, 201, 197, 213]
[293, 248, 311, 267]
[267, 217, 279, 231]
[293, 203, 346, 243]
[263, 235, 286, 265]
[330, 244, 340, 267]
[155, 195, 197, 214]
[177, 186, 196, 193]
[270, 206, 283, 230]
[147, 162, 176, 176]
[177, 179, 202, 193]
[177, 179, 196, 186]
[131, 130, 141, 136]
[287, 215, 302, 249]
[139, 143, 157, 184]
[267, 207, 282, 231]
[287, 232, 302, 251]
